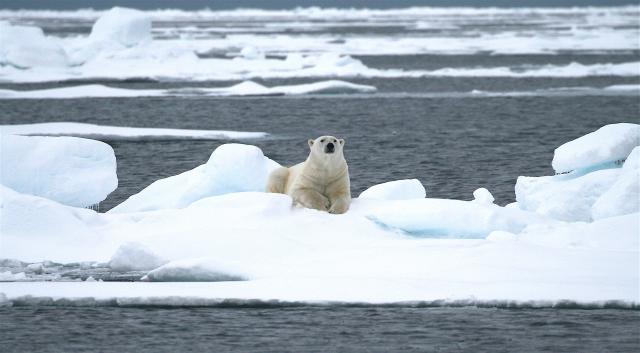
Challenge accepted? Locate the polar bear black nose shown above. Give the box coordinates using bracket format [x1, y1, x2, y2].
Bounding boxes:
[325, 143, 335, 153]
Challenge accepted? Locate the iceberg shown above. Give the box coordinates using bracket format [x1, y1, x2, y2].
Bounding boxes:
[0, 134, 117, 207]
[358, 179, 426, 201]
[552, 123, 640, 173]
[1, 122, 267, 140]
[109, 144, 280, 213]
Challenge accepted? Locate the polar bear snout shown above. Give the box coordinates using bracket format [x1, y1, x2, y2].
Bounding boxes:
[325, 142, 335, 153]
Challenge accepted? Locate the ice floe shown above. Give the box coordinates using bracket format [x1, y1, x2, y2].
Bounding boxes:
[0, 123, 638, 305]
[1, 122, 267, 140]
[0, 134, 117, 207]
[0, 81, 375, 99]
[108, 242, 167, 272]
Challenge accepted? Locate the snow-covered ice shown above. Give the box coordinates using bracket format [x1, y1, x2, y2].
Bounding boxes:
[358, 179, 426, 201]
[1, 122, 267, 140]
[88, 7, 151, 48]
[0, 81, 376, 99]
[0, 134, 117, 207]
[517, 123, 639, 222]
[0, 124, 638, 306]
[109, 144, 281, 213]
[0, 21, 68, 68]
[0, 6, 638, 83]
[552, 123, 640, 173]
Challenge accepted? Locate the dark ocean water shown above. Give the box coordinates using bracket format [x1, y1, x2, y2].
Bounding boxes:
[1, 306, 639, 353]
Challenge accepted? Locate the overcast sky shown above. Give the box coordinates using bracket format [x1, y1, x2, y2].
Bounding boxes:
[1, 0, 637, 10]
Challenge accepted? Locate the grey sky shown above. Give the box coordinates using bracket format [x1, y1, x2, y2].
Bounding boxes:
[1, 0, 637, 10]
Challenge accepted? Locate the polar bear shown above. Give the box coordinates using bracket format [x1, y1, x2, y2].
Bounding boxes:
[266, 135, 351, 214]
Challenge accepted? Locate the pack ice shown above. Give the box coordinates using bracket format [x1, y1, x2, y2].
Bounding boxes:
[0, 123, 638, 306]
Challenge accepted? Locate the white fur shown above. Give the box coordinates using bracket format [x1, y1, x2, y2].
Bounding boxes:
[266, 135, 351, 214]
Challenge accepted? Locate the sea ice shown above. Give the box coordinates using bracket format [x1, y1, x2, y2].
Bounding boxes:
[109, 144, 280, 213]
[1, 122, 267, 140]
[515, 168, 622, 222]
[0, 134, 117, 207]
[88, 7, 151, 47]
[552, 123, 640, 173]
[0, 125, 637, 305]
[472, 187, 495, 204]
[0, 21, 68, 68]
[142, 258, 247, 282]
[358, 179, 426, 201]
[591, 147, 640, 220]
[361, 198, 549, 238]
[0, 81, 375, 99]
[108, 242, 167, 272]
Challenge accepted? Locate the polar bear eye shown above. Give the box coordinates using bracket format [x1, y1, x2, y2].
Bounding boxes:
[320, 139, 325, 143]
[333, 139, 337, 143]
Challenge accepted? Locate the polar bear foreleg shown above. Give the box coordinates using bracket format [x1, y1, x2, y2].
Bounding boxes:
[291, 188, 330, 211]
[328, 194, 350, 214]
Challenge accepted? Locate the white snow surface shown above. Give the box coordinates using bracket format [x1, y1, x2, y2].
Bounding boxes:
[552, 123, 640, 173]
[0, 135, 117, 207]
[109, 144, 281, 213]
[0, 127, 638, 305]
[358, 179, 426, 201]
[0, 81, 376, 99]
[472, 188, 495, 204]
[1, 122, 267, 140]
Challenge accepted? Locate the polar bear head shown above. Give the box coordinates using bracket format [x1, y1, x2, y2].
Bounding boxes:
[308, 135, 345, 160]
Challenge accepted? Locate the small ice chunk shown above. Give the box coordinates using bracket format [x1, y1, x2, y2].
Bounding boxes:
[110, 144, 280, 213]
[0, 271, 26, 281]
[85, 276, 96, 282]
[108, 242, 168, 272]
[0, 135, 117, 207]
[143, 258, 247, 282]
[358, 179, 426, 201]
[239, 46, 265, 60]
[552, 123, 640, 173]
[89, 7, 151, 47]
[472, 188, 495, 204]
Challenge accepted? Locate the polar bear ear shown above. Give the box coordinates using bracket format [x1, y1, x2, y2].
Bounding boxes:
[308, 139, 315, 148]
[339, 138, 345, 145]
